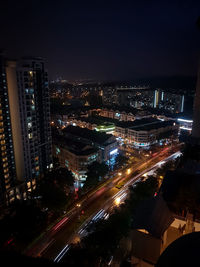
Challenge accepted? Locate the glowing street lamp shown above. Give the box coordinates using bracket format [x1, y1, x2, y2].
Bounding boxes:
[127, 169, 131, 174]
[115, 197, 120, 206]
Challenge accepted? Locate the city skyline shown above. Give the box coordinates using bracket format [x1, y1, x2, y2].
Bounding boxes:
[0, 0, 200, 81]
[1, 2, 200, 266]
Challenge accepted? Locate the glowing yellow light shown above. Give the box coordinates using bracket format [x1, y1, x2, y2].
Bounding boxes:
[115, 197, 120, 206]
[118, 172, 122, 176]
[127, 169, 131, 174]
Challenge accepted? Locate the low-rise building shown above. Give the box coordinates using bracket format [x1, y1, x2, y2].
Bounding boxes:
[99, 107, 152, 122]
[130, 195, 200, 267]
[99, 108, 135, 121]
[115, 118, 178, 147]
[63, 125, 118, 164]
[68, 117, 115, 134]
[53, 136, 100, 183]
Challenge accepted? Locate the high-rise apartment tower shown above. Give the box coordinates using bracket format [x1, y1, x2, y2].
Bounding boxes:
[6, 57, 52, 194]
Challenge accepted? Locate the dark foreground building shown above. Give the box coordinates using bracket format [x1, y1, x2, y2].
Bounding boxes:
[156, 232, 200, 267]
[0, 54, 52, 206]
[0, 54, 17, 205]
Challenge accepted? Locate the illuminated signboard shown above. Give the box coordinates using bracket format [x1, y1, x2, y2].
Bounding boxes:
[110, 148, 118, 155]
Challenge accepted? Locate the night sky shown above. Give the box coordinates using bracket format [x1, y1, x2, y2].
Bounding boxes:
[1, 0, 200, 81]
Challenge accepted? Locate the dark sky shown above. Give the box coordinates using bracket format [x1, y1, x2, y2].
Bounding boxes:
[0, 0, 200, 81]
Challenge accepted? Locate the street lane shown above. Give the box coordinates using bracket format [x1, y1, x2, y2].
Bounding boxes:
[53, 150, 182, 263]
[25, 145, 182, 261]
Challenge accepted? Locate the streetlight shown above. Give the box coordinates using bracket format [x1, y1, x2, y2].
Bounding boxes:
[127, 168, 131, 174]
[115, 197, 120, 206]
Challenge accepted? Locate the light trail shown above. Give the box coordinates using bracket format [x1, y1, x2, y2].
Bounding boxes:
[49, 150, 182, 262]
[78, 209, 106, 236]
[52, 217, 69, 232]
[112, 189, 126, 200]
[123, 151, 182, 189]
[104, 213, 109, 220]
[54, 244, 70, 263]
[37, 239, 55, 257]
[91, 209, 104, 221]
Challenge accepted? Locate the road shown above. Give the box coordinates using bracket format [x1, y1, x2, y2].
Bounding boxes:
[25, 145, 182, 262]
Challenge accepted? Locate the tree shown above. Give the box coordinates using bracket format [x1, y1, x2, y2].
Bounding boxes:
[167, 173, 200, 216]
[34, 178, 68, 211]
[114, 154, 128, 169]
[0, 200, 48, 243]
[127, 176, 158, 213]
[83, 162, 109, 190]
[84, 92, 102, 106]
[52, 168, 74, 188]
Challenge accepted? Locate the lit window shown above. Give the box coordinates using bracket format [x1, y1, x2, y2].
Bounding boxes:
[28, 133, 33, 139]
[2, 157, 7, 162]
[3, 168, 8, 173]
[27, 181, 31, 189]
[0, 134, 5, 139]
[27, 117, 32, 122]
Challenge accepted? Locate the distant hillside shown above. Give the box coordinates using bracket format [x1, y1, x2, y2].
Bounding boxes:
[130, 76, 196, 90]
[108, 76, 196, 91]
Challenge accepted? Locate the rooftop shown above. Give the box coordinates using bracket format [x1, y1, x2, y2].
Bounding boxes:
[116, 118, 175, 131]
[63, 125, 115, 145]
[54, 135, 98, 156]
[102, 105, 144, 115]
[115, 117, 157, 128]
[132, 194, 174, 238]
[76, 116, 115, 127]
[129, 120, 175, 131]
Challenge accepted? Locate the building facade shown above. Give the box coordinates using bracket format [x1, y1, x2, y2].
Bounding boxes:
[6, 57, 52, 195]
[63, 125, 118, 164]
[115, 119, 178, 147]
[156, 90, 185, 113]
[0, 55, 18, 205]
[53, 137, 100, 183]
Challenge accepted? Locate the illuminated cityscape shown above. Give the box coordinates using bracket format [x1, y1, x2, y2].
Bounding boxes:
[0, 1, 200, 267]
